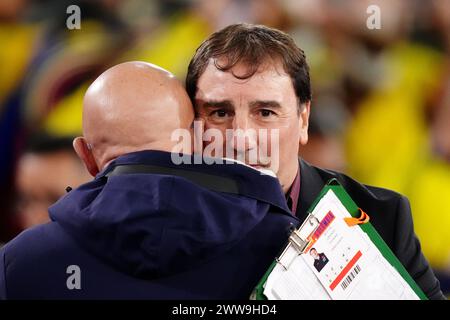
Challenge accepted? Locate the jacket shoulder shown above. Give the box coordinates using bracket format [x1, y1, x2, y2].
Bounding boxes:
[1, 223, 77, 278]
[0, 222, 88, 299]
[3, 223, 70, 258]
[315, 166, 408, 244]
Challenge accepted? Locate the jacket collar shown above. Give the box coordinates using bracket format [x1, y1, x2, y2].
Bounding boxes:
[295, 159, 326, 222]
[98, 150, 292, 215]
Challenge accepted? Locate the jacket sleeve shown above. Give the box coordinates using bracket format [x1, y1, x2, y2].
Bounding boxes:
[0, 246, 6, 300]
[394, 195, 446, 300]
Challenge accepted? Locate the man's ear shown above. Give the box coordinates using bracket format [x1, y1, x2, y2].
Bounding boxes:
[73, 137, 99, 177]
[299, 101, 310, 146]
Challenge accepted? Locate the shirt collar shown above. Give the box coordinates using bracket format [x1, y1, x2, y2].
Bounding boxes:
[286, 168, 301, 214]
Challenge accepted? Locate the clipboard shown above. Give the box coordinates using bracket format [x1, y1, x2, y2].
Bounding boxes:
[253, 179, 428, 300]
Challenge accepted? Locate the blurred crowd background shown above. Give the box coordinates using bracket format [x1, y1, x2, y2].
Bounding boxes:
[0, 0, 449, 296]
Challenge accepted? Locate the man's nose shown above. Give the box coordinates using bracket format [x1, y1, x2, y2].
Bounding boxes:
[232, 112, 249, 131]
[230, 114, 257, 152]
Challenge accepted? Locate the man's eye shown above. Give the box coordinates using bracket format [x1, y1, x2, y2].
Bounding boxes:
[259, 109, 275, 117]
[211, 110, 229, 118]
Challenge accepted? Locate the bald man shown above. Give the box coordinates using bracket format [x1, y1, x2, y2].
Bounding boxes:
[0, 62, 299, 299]
[73, 62, 194, 176]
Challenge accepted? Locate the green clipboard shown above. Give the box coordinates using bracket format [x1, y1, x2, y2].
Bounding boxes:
[253, 178, 428, 300]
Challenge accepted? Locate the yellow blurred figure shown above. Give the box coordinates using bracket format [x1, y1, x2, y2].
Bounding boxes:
[122, 12, 210, 79]
[43, 84, 87, 136]
[346, 42, 450, 269]
[409, 160, 450, 270]
[43, 12, 210, 137]
[35, 21, 122, 136]
[0, 23, 40, 105]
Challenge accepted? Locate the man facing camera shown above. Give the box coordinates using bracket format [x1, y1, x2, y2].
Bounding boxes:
[0, 61, 299, 299]
[186, 23, 445, 299]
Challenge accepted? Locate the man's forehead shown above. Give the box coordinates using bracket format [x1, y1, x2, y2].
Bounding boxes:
[196, 58, 293, 102]
[204, 57, 288, 80]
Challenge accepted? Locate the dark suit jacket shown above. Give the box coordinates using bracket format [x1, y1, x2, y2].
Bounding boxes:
[313, 253, 329, 272]
[296, 159, 445, 300]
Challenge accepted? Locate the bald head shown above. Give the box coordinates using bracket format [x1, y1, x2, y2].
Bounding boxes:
[74, 61, 194, 176]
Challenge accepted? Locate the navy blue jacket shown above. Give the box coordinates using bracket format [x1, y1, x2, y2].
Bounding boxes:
[0, 151, 299, 299]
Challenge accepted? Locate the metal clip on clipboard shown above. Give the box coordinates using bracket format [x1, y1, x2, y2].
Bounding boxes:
[276, 213, 320, 270]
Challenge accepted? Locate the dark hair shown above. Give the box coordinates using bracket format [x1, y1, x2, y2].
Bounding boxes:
[310, 248, 317, 253]
[186, 23, 312, 106]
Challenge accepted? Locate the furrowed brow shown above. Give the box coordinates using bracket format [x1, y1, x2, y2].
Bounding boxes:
[249, 100, 282, 109]
[202, 100, 234, 110]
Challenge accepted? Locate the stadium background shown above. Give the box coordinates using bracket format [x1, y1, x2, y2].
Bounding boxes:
[0, 0, 449, 296]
